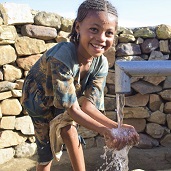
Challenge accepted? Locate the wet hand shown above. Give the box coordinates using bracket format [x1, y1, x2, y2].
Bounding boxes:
[121, 124, 139, 146]
[103, 128, 127, 150]
[103, 125, 139, 151]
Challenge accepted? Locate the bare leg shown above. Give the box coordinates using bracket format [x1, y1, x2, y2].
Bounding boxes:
[36, 161, 52, 171]
[61, 125, 86, 171]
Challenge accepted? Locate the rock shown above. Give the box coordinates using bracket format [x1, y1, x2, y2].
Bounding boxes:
[45, 43, 57, 50]
[0, 116, 16, 129]
[0, 130, 27, 148]
[105, 111, 117, 121]
[116, 43, 141, 56]
[123, 107, 150, 118]
[0, 45, 17, 66]
[61, 17, 73, 32]
[147, 110, 166, 124]
[159, 40, 170, 53]
[96, 136, 105, 148]
[123, 118, 146, 132]
[143, 76, 166, 85]
[167, 114, 171, 129]
[0, 2, 33, 25]
[106, 69, 115, 84]
[149, 50, 168, 60]
[125, 93, 149, 107]
[1, 147, 171, 170]
[14, 36, 46, 56]
[103, 46, 116, 68]
[140, 38, 159, 54]
[133, 27, 156, 38]
[83, 137, 96, 149]
[106, 83, 115, 95]
[3, 64, 22, 82]
[118, 26, 133, 35]
[149, 94, 163, 112]
[55, 30, 70, 43]
[0, 148, 15, 164]
[0, 81, 18, 92]
[156, 24, 171, 39]
[21, 24, 57, 40]
[104, 95, 116, 111]
[11, 90, 22, 97]
[16, 54, 41, 71]
[15, 116, 34, 135]
[14, 142, 37, 158]
[118, 34, 136, 43]
[146, 123, 165, 138]
[164, 102, 171, 114]
[137, 133, 159, 148]
[131, 80, 162, 94]
[14, 80, 24, 90]
[160, 134, 171, 147]
[78, 126, 98, 138]
[136, 37, 144, 44]
[118, 55, 144, 61]
[0, 25, 17, 44]
[0, 91, 12, 101]
[1, 98, 22, 116]
[28, 136, 36, 143]
[163, 76, 171, 89]
[159, 89, 171, 101]
[34, 11, 61, 29]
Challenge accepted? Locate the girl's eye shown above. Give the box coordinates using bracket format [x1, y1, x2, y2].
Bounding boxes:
[106, 31, 114, 37]
[90, 28, 98, 33]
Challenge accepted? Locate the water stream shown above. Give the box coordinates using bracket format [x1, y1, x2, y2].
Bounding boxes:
[116, 94, 125, 128]
[97, 94, 132, 171]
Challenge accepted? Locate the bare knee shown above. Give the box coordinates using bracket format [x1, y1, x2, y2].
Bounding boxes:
[36, 161, 52, 171]
[61, 125, 78, 141]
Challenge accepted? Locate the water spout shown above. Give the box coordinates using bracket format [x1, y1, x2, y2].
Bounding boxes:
[98, 60, 171, 171]
[115, 60, 171, 94]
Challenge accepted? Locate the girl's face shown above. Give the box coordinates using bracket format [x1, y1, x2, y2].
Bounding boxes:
[76, 10, 117, 59]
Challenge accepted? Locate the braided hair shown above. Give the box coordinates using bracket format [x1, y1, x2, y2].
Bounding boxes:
[68, 0, 118, 44]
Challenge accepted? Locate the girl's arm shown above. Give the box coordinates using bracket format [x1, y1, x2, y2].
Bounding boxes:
[81, 98, 139, 146]
[81, 97, 118, 129]
[67, 99, 109, 136]
[67, 99, 121, 149]
[67, 99, 139, 150]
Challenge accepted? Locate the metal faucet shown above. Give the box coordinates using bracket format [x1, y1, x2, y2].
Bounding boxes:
[115, 60, 171, 94]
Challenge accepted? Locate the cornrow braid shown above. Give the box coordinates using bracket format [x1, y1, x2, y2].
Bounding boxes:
[68, 0, 118, 44]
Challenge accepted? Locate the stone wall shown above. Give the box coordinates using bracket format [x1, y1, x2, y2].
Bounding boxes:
[0, 2, 171, 165]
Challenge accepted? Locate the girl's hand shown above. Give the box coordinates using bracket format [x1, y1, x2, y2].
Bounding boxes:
[103, 125, 139, 151]
[121, 124, 139, 146]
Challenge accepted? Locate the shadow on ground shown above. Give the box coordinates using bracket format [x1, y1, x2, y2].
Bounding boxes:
[1, 147, 171, 171]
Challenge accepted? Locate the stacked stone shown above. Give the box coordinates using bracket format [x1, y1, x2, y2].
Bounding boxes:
[105, 25, 171, 150]
[0, 2, 73, 164]
[0, 2, 171, 165]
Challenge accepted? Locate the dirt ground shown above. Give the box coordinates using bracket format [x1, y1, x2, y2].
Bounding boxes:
[0, 147, 171, 171]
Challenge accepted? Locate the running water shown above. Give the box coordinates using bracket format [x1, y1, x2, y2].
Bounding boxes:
[116, 94, 125, 128]
[97, 94, 132, 171]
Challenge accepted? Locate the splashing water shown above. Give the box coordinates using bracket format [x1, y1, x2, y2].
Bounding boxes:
[97, 144, 131, 171]
[97, 94, 132, 171]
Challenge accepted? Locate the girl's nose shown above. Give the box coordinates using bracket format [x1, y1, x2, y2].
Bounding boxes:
[97, 32, 106, 42]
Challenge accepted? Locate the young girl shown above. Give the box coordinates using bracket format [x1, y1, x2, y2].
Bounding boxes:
[22, 0, 139, 171]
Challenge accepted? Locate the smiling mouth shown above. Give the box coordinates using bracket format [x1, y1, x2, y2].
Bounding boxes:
[91, 43, 105, 50]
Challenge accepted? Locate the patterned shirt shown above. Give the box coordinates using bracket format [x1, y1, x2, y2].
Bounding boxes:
[22, 42, 108, 111]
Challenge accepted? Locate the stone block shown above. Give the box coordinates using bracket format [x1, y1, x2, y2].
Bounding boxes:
[0, 2, 33, 25]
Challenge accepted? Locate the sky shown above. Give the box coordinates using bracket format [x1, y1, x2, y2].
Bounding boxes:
[0, 0, 171, 27]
